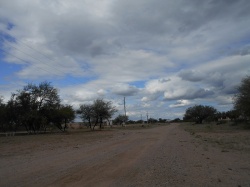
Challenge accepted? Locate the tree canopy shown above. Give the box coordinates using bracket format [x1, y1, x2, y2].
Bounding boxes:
[0, 81, 75, 133]
[184, 105, 217, 124]
[113, 114, 128, 125]
[234, 76, 250, 120]
[77, 99, 117, 130]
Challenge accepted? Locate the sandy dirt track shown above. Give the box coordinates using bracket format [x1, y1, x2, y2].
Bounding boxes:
[1, 124, 250, 187]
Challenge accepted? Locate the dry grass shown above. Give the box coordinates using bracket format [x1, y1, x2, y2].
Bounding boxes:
[112, 123, 169, 130]
[0, 129, 114, 158]
[0, 123, 168, 157]
[181, 122, 250, 152]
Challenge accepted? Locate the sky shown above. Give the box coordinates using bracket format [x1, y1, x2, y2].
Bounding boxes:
[0, 0, 250, 121]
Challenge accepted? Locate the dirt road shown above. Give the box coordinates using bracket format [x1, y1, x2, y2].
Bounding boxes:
[1, 124, 250, 187]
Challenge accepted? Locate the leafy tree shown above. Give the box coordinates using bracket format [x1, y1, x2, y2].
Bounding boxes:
[114, 114, 128, 125]
[234, 76, 250, 120]
[77, 104, 94, 129]
[216, 111, 227, 120]
[78, 99, 117, 130]
[171, 118, 181, 123]
[50, 105, 75, 131]
[7, 90, 40, 133]
[0, 96, 8, 132]
[92, 99, 117, 130]
[136, 119, 144, 124]
[4, 81, 68, 133]
[148, 118, 158, 123]
[127, 120, 135, 124]
[184, 105, 217, 124]
[158, 118, 167, 123]
[226, 109, 240, 121]
[0, 82, 75, 134]
[26, 81, 61, 132]
[59, 105, 75, 131]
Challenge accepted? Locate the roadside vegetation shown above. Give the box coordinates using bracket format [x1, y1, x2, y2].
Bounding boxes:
[0, 75, 249, 136]
[180, 76, 250, 152]
[183, 76, 250, 127]
[77, 99, 117, 131]
[182, 122, 250, 153]
[0, 81, 75, 134]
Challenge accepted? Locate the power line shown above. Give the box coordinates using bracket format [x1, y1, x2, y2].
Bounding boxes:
[5, 41, 84, 84]
[0, 48, 84, 87]
[11, 39, 75, 73]
[0, 48, 62, 78]
[1, 35, 86, 85]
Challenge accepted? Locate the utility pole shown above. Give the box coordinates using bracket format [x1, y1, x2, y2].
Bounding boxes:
[146, 111, 149, 124]
[124, 97, 126, 117]
[122, 97, 126, 127]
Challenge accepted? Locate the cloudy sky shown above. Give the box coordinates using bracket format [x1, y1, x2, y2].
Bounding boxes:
[1, 0, 250, 120]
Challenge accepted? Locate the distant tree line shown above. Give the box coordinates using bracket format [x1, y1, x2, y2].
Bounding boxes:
[183, 76, 250, 125]
[112, 116, 169, 125]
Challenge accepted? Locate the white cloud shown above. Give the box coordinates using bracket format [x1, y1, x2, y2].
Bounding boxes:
[111, 83, 139, 96]
[169, 100, 192, 108]
[97, 89, 106, 96]
[91, 49, 174, 83]
[1, 0, 250, 120]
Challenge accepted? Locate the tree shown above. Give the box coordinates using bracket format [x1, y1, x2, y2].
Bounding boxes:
[77, 104, 94, 129]
[7, 90, 40, 133]
[148, 118, 158, 123]
[158, 118, 167, 123]
[26, 81, 61, 132]
[216, 111, 227, 120]
[234, 76, 250, 120]
[77, 99, 117, 130]
[0, 82, 75, 134]
[114, 114, 128, 125]
[226, 109, 240, 121]
[51, 105, 75, 131]
[92, 99, 117, 130]
[184, 105, 217, 124]
[5, 81, 67, 133]
[0, 96, 8, 132]
[136, 119, 144, 124]
[171, 118, 181, 123]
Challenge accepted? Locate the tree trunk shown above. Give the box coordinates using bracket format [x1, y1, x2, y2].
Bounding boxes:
[88, 118, 92, 130]
[63, 119, 67, 131]
[93, 118, 98, 131]
[99, 117, 103, 130]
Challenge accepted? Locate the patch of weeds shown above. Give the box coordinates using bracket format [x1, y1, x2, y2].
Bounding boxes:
[180, 122, 250, 152]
